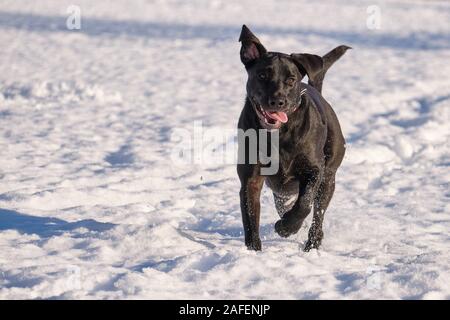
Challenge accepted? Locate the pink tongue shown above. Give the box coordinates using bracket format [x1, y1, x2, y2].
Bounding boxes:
[267, 111, 288, 123]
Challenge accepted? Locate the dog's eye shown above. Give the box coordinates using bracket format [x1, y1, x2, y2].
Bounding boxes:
[258, 73, 267, 81]
[286, 77, 296, 86]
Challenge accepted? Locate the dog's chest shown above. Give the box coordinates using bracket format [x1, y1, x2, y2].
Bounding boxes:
[265, 138, 307, 192]
[265, 149, 298, 193]
[277, 136, 300, 176]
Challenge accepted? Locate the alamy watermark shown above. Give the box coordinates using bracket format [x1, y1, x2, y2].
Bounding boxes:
[64, 265, 82, 291]
[366, 5, 381, 30]
[366, 264, 383, 290]
[169, 121, 279, 175]
[66, 5, 81, 30]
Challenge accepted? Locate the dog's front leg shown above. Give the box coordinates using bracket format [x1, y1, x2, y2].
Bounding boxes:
[238, 164, 265, 251]
[275, 166, 322, 238]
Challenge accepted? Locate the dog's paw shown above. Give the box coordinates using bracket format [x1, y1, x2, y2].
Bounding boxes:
[303, 238, 322, 252]
[304, 227, 323, 252]
[246, 238, 262, 251]
[275, 219, 296, 238]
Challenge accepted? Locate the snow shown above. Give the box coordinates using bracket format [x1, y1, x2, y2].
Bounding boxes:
[0, 0, 449, 299]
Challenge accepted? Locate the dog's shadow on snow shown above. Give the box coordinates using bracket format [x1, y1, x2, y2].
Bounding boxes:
[0, 208, 115, 238]
[0, 11, 449, 50]
[188, 216, 276, 239]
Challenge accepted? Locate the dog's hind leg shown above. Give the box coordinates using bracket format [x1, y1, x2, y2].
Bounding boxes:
[304, 170, 336, 251]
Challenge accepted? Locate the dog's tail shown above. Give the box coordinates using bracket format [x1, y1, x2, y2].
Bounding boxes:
[309, 45, 351, 94]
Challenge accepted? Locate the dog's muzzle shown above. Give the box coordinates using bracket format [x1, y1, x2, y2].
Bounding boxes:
[251, 88, 307, 130]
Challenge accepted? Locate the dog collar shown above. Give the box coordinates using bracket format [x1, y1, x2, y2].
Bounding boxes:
[292, 88, 307, 112]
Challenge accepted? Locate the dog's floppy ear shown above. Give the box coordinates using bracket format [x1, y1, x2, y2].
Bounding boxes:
[239, 25, 267, 67]
[290, 53, 324, 80]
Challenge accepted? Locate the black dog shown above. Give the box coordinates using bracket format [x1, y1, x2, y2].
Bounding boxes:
[237, 25, 350, 251]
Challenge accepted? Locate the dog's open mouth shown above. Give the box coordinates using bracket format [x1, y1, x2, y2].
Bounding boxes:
[253, 102, 288, 129]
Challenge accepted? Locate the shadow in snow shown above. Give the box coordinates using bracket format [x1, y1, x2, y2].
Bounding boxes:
[335, 272, 364, 294]
[105, 144, 134, 167]
[391, 94, 450, 128]
[0, 208, 116, 237]
[0, 11, 449, 50]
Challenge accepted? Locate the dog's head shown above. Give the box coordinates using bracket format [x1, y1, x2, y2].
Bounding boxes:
[239, 25, 323, 129]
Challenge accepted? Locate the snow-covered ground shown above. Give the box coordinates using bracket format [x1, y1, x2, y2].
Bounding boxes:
[0, 0, 449, 299]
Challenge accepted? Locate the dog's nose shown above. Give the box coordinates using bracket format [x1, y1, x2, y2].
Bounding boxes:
[269, 97, 286, 108]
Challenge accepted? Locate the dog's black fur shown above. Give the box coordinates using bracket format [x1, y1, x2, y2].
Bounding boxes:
[237, 25, 350, 251]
